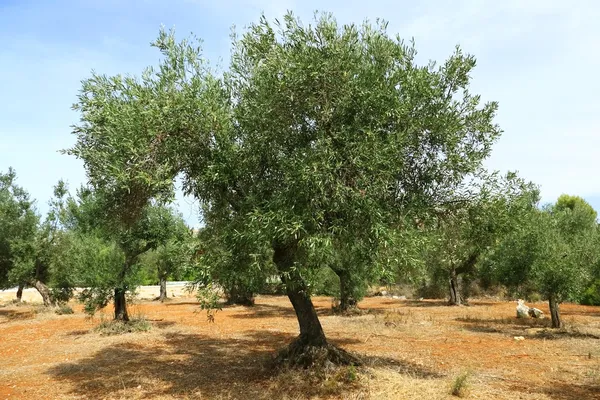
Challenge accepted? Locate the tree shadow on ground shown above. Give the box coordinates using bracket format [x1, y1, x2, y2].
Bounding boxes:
[46, 330, 441, 399]
[561, 309, 600, 318]
[361, 355, 444, 379]
[456, 317, 600, 340]
[162, 301, 199, 306]
[0, 308, 36, 322]
[229, 303, 333, 319]
[510, 380, 600, 400]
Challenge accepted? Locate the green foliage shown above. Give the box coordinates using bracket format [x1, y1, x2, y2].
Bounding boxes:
[55, 304, 74, 315]
[0, 168, 40, 290]
[422, 172, 539, 302]
[580, 279, 600, 306]
[60, 186, 189, 315]
[450, 371, 471, 397]
[492, 196, 599, 305]
[307, 267, 340, 297]
[137, 210, 194, 284]
[194, 225, 275, 305]
[66, 12, 503, 340]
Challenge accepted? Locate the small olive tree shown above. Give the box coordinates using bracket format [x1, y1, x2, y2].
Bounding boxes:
[138, 211, 193, 302]
[492, 196, 598, 328]
[64, 188, 183, 320]
[424, 173, 539, 305]
[0, 168, 40, 300]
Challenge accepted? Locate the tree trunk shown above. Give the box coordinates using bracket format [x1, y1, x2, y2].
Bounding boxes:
[549, 295, 562, 329]
[338, 271, 358, 312]
[16, 283, 24, 302]
[449, 269, 461, 306]
[159, 276, 167, 302]
[32, 280, 52, 307]
[226, 282, 255, 306]
[114, 288, 129, 321]
[273, 241, 326, 346]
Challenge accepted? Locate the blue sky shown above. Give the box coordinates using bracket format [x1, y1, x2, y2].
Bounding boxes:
[1, 0, 599, 226]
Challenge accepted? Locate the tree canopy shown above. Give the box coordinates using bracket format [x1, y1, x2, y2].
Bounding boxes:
[66, 12, 504, 365]
[491, 196, 599, 327]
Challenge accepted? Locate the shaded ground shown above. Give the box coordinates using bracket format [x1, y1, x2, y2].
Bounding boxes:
[0, 295, 599, 399]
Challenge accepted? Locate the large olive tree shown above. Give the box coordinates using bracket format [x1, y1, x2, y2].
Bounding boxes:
[68, 13, 501, 365]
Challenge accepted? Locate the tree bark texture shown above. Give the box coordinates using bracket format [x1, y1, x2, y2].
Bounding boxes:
[16, 283, 24, 302]
[32, 280, 52, 307]
[273, 241, 327, 346]
[114, 288, 129, 321]
[549, 295, 562, 329]
[159, 276, 167, 302]
[449, 269, 461, 306]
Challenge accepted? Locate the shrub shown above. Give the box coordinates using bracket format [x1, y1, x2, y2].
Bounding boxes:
[580, 279, 600, 306]
[450, 371, 470, 397]
[55, 305, 74, 315]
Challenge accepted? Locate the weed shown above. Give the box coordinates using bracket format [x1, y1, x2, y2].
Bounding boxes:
[450, 371, 470, 397]
[55, 305, 74, 315]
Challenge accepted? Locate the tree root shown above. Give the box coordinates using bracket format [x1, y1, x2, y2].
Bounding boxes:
[273, 337, 362, 369]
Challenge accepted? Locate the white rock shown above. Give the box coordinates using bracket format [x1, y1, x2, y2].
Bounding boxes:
[516, 299, 530, 318]
[528, 307, 544, 319]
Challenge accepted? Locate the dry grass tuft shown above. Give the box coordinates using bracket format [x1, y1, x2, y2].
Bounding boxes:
[267, 364, 364, 398]
[93, 317, 151, 335]
[450, 371, 470, 397]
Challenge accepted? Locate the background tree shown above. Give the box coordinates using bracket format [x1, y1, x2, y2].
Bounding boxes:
[137, 210, 192, 302]
[0, 168, 39, 300]
[0, 171, 76, 307]
[424, 173, 539, 305]
[67, 13, 502, 365]
[195, 224, 275, 306]
[492, 196, 598, 328]
[64, 188, 181, 320]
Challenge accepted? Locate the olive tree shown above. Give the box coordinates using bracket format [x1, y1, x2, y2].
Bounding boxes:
[195, 223, 275, 306]
[424, 173, 539, 305]
[68, 13, 501, 365]
[138, 210, 192, 302]
[492, 196, 598, 328]
[63, 188, 182, 320]
[0, 168, 39, 299]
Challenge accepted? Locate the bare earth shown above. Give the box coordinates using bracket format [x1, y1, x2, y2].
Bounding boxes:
[0, 291, 599, 399]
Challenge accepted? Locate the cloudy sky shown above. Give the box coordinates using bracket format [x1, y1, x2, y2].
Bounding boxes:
[1, 0, 599, 226]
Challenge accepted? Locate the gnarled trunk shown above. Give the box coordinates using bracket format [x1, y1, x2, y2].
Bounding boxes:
[159, 276, 167, 302]
[549, 295, 562, 329]
[16, 283, 24, 302]
[273, 241, 326, 346]
[114, 288, 129, 321]
[271, 241, 360, 367]
[32, 280, 52, 307]
[449, 268, 461, 306]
